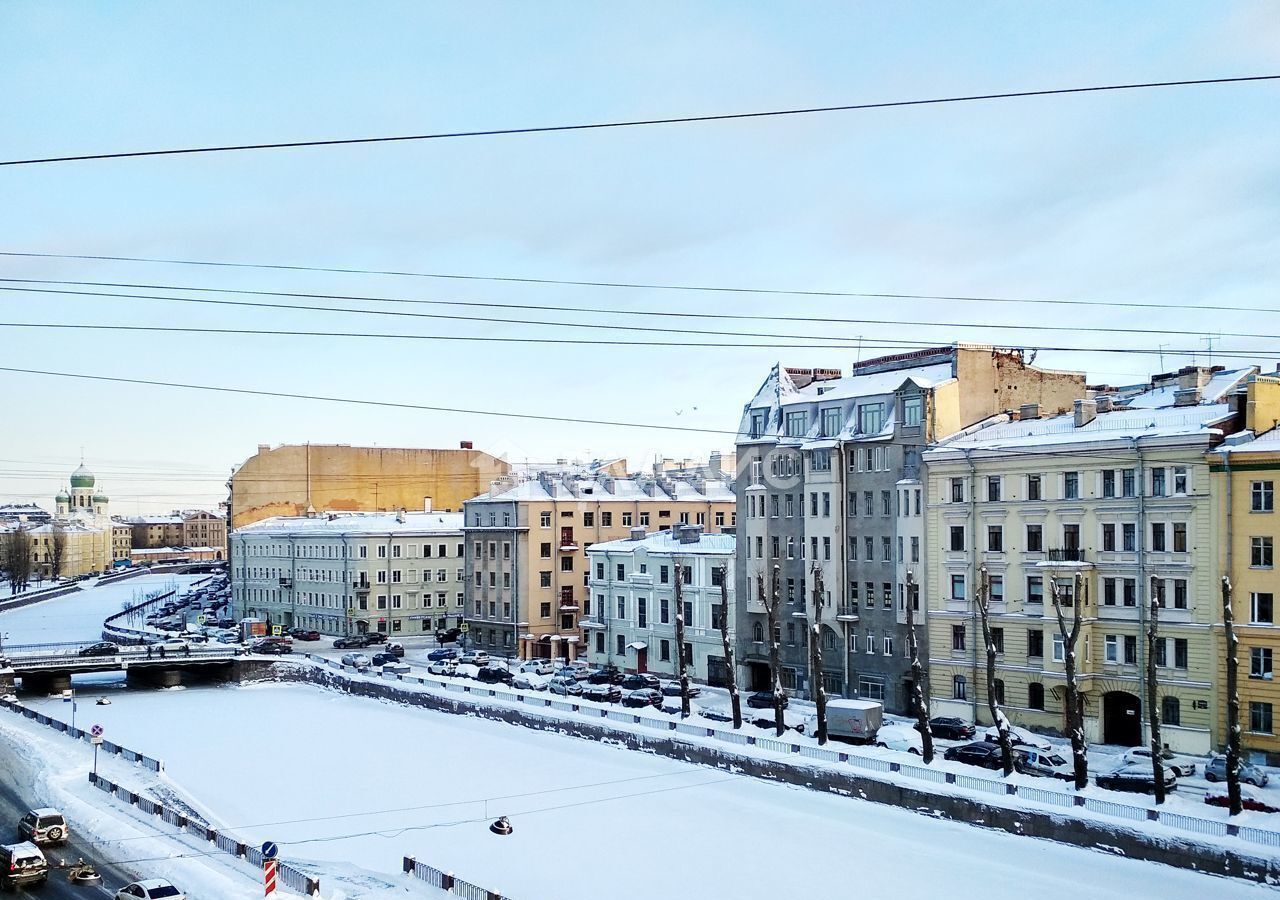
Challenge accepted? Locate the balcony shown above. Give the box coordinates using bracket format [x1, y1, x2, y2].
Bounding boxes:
[836, 604, 860, 622]
[559, 527, 578, 552]
[1046, 547, 1087, 562]
[580, 619, 606, 630]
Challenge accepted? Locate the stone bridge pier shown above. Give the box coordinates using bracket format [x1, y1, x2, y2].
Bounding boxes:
[18, 672, 72, 695]
[126, 668, 183, 688]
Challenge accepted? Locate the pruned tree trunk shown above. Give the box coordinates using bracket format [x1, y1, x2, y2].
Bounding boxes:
[1223, 576, 1243, 816]
[759, 567, 786, 737]
[975, 565, 1013, 776]
[673, 562, 691, 719]
[717, 565, 742, 729]
[809, 565, 828, 745]
[1050, 572, 1088, 789]
[905, 570, 934, 764]
[1147, 576, 1165, 804]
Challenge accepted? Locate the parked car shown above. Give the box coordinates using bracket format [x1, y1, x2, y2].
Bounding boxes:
[513, 672, 549, 691]
[1016, 748, 1074, 780]
[622, 688, 664, 709]
[1121, 747, 1197, 777]
[1205, 755, 1269, 787]
[476, 666, 514, 685]
[549, 676, 584, 696]
[699, 708, 734, 723]
[427, 647, 459, 662]
[333, 635, 371, 649]
[427, 659, 459, 676]
[115, 879, 187, 899]
[554, 666, 586, 683]
[293, 630, 321, 642]
[1097, 762, 1178, 794]
[459, 650, 490, 666]
[365, 631, 388, 644]
[620, 673, 661, 693]
[1205, 792, 1280, 814]
[582, 683, 622, 703]
[746, 690, 788, 710]
[340, 653, 372, 669]
[250, 640, 292, 655]
[660, 680, 702, 697]
[384, 642, 405, 658]
[519, 659, 555, 676]
[801, 699, 882, 744]
[875, 723, 924, 755]
[17, 808, 67, 845]
[920, 716, 976, 741]
[370, 652, 398, 667]
[944, 741, 1004, 770]
[588, 666, 624, 684]
[982, 725, 1052, 752]
[78, 641, 119, 657]
[436, 627, 463, 644]
[0, 842, 47, 891]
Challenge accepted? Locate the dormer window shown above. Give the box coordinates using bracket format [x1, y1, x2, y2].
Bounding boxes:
[902, 396, 923, 427]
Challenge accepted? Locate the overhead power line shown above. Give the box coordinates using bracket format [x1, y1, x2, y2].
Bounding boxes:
[1, 74, 1275, 167]
[1, 250, 1273, 317]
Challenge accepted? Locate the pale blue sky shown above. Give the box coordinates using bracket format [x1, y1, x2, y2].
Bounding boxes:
[1, 2, 1277, 513]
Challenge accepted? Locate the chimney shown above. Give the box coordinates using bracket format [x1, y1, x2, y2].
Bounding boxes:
[708, 452, 723, 477]
[1073, 399, 1097, 428]
[423, 496, 433, 513]
[677, 524, 703, 544]
[257, 443, 270, 454]
[1019, 403, 1040, 421]
[396, 507, 407, 524]
[459, 440, 473, 450]
[1095, 395, 1113, 413]
[1174, 387, 1202, 407]
[629, 526, 647, 541]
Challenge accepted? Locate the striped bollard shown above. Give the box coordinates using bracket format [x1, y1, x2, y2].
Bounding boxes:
[261, 841, 279, 896]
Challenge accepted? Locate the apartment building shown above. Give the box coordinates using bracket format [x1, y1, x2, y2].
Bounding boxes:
[924, 366, 1254, 754]
[734, 345, 1085, 711]
[230, 511, 465, 637]
[125, 509, 227, 556]
[462, 467, 735, 661]
[1210, 372, 1280, 763]
[582, 526, 735, 682]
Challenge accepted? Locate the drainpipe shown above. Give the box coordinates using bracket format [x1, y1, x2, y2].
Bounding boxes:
[964, 448, 979, 723]
[1133, 437, 1148, 741]
[837, 442, 850, 698]
[512, 512, 520, 661]
[1224, 452, 1234, 574]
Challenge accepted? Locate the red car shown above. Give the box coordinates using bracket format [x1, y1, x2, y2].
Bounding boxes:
[292, 630, 321, 641]
[1204, 793, 1280, 814]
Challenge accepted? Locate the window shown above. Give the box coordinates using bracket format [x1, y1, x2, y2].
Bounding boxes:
[950, 478, 964, 503]
[540, 511, 552, 528]
[903, 395, 923, 427]
[864, 536, 874, 559]
[1026, 576, 1043, 605]
[952, 675, 967, 700]
[863, 491, 873, 517]
[1151, 467, 1166, 497]
[1173, 466, 1188, 495]
[1028, 682, 1045, 710]
[582, 512, 594, 527]
[881, 537, 892, 562]
[992, 678, 1006, 705]
[1251, 702, 1274, 734]
[987, 525, 1003, 552]
[540, 542, 552, 559]
[1173, 579, 1188, 610]
[622, 512, 633, 527]
[1123, 635, 1137, 665]
[1102, 523, 1116, 552]
[1253, 537, 1274, 568]
[377, 545, 387, 559]
[991, 627, 1004, 654]
[750, 411, 766, 439]
[1105, 634, 1118, 663]
[848, 491, 857, 516]
[881, 491, 892, 516]
[1027, 474, 1042, 501]
[1103, 578, 1116, 606]
[823, 537, 831, 561]
[949, 526, 965, 552]
[637, 598, 648, 628]
[539, 571, 552, 588]
[950, 574, 966, 601]
[1122, 523, 1136, 551]
[784, 410, 808, 437]
[883, 634, 894, 656]
[911, 536, 920, 563]
[990, 576, 1004, 603]
[822, 492, 831, 517]
[811, 449, 831, 472]
[1122, 468, 1136, 498]
[1028, 629, 1044, 658]
[1252, 592, 1274, 624]
[1253, 481, 1275, 513]
[752, 622, 764, 642]
[1064, 471, 1079, 500]
[1172, 522, 1187, 553]
[617, 634, 627, 656]
[1102, 470, 1116, 499]
[1026, 524, 1043, 552]
[858, 403, 884, 433]
[1151, 522, 1166, 552]
[1052, 633, 1065, 662]
[785, 495, 794, 518]
[640, 512, 650, 527]
[1162, 696, 1181, 727]
[951, 625, 966, 651]
[1252, 647, 1274, 680]
[1123, 578, 1136, 607]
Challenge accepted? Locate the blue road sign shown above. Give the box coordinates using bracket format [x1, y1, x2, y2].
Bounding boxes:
[261, 841, 278, 860]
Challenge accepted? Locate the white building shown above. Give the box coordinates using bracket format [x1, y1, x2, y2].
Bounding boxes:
[230, 510, 465, 637]
[582, 526, 736, 682]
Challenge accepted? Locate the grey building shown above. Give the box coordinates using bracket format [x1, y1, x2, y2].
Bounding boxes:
[734, 345, 1087, 712]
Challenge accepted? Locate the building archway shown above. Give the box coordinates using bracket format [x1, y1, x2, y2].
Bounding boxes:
[1102, 690, 1142, 746]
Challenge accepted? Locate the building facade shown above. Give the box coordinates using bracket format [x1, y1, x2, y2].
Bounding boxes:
[1, 463, 122, 579]
[734, 346, 1086, 711]
[925, 366, 1253, 754]
[1210, 373, 1280, 763]
[231, 511, 465, 637]
[125, 510, 227, 557]
[582, 526, 735, 682]
[462, 468, 735, 661]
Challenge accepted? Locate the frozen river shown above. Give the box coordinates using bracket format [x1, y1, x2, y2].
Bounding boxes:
[0, 573, 204, 646]
[23, 678, 1275, 900]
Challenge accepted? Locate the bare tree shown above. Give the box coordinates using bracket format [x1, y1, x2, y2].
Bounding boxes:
[2, 528, 34, 596]
[1049, 572, 1089, 789]
[1222, 576, 1243, 816]
[1147, 576, 1166, 804]
[758, 568, 786, 737]
[716, 564, 742, 729]
[904, 570, 934, 763]
[808, 564, 828, 744]
[975, 565, 1014, 776]
[49, 525, 67, 581]
[673, 560, 692, 718]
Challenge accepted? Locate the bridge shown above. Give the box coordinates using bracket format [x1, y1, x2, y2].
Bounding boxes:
[1, 642, 268, 693]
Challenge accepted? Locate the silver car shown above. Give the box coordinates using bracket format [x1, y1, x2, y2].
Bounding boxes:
[1205, 755, 1269, 787]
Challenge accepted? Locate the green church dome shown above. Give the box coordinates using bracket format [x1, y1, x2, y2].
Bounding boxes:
[70, 464, 95, 488]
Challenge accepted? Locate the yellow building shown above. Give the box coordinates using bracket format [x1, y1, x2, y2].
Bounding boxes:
[463, 465, 736, 660]
[1210, 373, 1280, 763]
[925, 367, 1254, 754]
[228, 443, 510, 529]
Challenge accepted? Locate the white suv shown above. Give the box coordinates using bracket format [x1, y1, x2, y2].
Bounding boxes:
[18, 808, 67, 845]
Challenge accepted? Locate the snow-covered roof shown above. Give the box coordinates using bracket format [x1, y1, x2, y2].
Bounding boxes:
[585, 529, 736, 557]
[234, 511, 464, 537]
[1121, 367, 1252, 409]
[467, 474, 733, 505]
[1211, 426, 1280, 456]
[778, 363, 954, 408]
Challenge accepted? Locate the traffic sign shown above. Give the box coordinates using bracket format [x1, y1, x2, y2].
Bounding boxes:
[271, 625, 283, 636]
[196, 614, 207, 625]
[261, 840, 278, 860]
[90, 724, 104, 737]
[460, 622, 469, 633]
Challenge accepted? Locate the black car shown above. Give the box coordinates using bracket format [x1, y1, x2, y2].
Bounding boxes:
[370, 652, 398, 667]
[476, 666, 514, 685]
[365, 631, 388, 644]
[660, 681, 702, 697]
[746, 690, 788, 710]
[943, 741, 1003, 769]
[700, 709, 734, 723]
[251, 640, 292, 655]
[619, 673, 661, 693]
[333, 635, 371, 649]
[588, 667, 625, 685]
[921, 716, 977, 741]
[1096, 764, 1177, 794]
[436, 627, 463, 644]
[582, 684, 622, 703]
[78, 642, 120, 657]
[621, 688, 664, 709]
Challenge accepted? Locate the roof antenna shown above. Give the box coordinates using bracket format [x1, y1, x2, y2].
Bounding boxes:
[1158, 343, 1169, 371]
[854, 335, 864, 367]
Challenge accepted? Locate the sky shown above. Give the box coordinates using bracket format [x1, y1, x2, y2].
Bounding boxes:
[0, 2, 1278, 514]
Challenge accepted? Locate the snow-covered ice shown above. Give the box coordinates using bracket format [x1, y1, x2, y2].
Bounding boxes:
[0, 573, 204, 645]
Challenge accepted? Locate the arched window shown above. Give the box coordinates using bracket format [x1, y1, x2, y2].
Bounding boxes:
[1028, 682, 1045, 710]
[993, 678, 1006, 705]
[953, 675, 967, 700]
[786, 622, 796, 644]
[752, 621, 764, 643]
[823, 629, 835, 650]
[1162, 695, 1181, 727]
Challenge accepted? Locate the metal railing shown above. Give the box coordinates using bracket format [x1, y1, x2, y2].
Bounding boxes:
[1, 696, 166, 772]
[404, 856, 510, 900]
